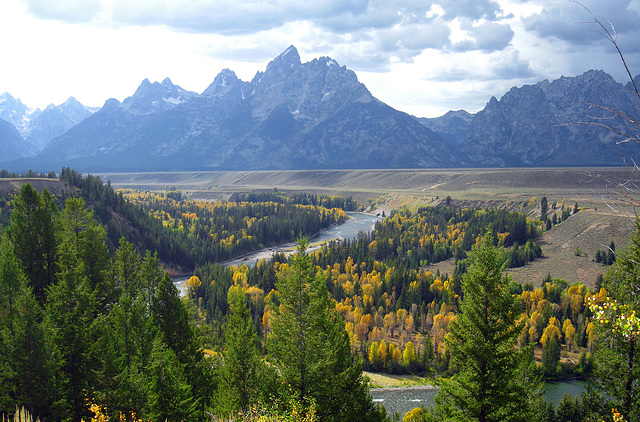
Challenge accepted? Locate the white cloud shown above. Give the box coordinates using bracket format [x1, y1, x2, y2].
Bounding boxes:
[437, 0, 503, 20]
[523, 0, 640, 46]
[449, 19, 514, 51]
[21, 0, 102, 23]
[2, 0, 638, 118]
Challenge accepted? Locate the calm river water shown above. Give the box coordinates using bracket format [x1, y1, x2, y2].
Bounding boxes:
[371, 380, 587, 418]
[216, 212, 381, 268]
[310, 211, 381, 243]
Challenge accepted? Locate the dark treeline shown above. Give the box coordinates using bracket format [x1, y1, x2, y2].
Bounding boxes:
[0, 192, 10, 227]
[594, 241, 616, 265]
[318, 206, 541, 270]
[57, 167, 200, 269]
[233, 191, 360, 211]
[2, 169, 354, 272]
[0, 169, 58, 179]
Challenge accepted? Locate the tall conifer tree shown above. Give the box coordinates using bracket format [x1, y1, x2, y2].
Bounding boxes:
[153, 273, 213, 419]
[7, 184, 58, 303]
[216, 284, 264, 415]
[46, 227, 99, 422]
[0, 236, 57, 419]
[147, 337, 195, 422]
[428, 234, 541, 422]
[268, 239, 385, 422]
[58, 198, 112, 309]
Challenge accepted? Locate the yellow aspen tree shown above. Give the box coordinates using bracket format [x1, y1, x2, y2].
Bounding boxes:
[355, 321, 369, 348]
[528, 326, 539, 344]
[369, 341, 380, 365]
[353, 307, 363, 325]
[384, 312, 396, 337]
[392, 347, 402, 362]
[562, 319, 576, 351]
[396, 308, 408, 322]
[403, 341, 417, 365]
[586, 321, 596, 352]
[187, 275, 202, 291]
[378, 340, 388, 363]
[405, 314, 415, 333]
[388, 343, 396, 361]
[368, 327, 382, 344]
[540, 323, 561, 348]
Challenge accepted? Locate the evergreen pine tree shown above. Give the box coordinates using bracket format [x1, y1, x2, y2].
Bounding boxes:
[0, 236, 58, 419]
[0, 236, 24, 336]
[541, 196, 548, 220]
[147, 337, 195, 422]
[555, 393, 583, 422]
[422, 334, 435, 374]
[215, 284, 264, 415]
[93, 292, 152, 419]
[113, 238, 141, 296]
[268, 239, 386, 422]
[8, 277, 58, 420]
[153, 273, 214, 419]
[542, 335, 560, 378]
[7, 184, 58, 303]
[58, 198, 112, 309]
[427, 234, 542, 422]
[46, 231, 100, 422]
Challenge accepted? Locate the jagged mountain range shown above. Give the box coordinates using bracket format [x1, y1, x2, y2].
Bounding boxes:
[1, 46, 639, 171]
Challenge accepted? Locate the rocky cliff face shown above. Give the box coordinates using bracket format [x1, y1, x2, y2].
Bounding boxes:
[431, 70, 640, 166]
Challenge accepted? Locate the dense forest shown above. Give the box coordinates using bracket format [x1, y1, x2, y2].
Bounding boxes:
[1, 168, 351, 271]
[188, 205, 592, 381]
[1, 170, 639, 422]
[0, 179, 385, 421]
[120, 189, 349, 266]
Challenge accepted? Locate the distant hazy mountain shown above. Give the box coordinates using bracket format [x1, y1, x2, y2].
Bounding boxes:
[0, 93, 96, 156]
[29, 46, 456, 171]
[23, 97, 95, 151]
[0, 92, 41, 133]
[0, 119, 32, 160]
[420, 70, 640, 166]
[419, 110, 474, 148]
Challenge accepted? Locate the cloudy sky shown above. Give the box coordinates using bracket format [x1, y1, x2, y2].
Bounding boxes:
[1, 0, 639, 118]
